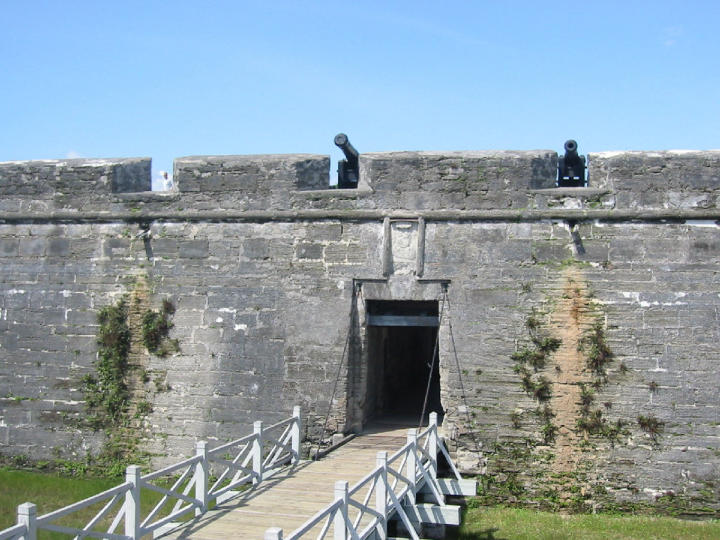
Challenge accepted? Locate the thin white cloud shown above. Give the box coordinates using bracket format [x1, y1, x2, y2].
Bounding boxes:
[663, 26, 683, 47]
[66, 150, 83, 159]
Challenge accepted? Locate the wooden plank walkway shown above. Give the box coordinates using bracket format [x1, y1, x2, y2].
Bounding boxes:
[163, 424, 412, 539]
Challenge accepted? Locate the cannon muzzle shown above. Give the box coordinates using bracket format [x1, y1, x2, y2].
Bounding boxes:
[558, 139, 586, 187]
[334, 133, 359, 188]
[564, 139, 578, 157]
[334, 133, 359, 165]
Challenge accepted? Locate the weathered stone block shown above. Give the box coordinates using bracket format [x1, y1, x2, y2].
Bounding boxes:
[47, 238, 70, 257]
[295, 242, 323, 260]
[0, 239, 19, 256]
[178, 240, 209, 259]
[19, 238, 45, 256]
[111, 158, 151, 192]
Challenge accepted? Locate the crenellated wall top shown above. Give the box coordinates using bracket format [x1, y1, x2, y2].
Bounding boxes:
[1, 149, 719, 217]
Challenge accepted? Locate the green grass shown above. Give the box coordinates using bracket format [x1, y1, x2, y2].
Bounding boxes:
[452, 506, 720, 540]
[0, 467, 201, 539]
[0, 467, 119, 535]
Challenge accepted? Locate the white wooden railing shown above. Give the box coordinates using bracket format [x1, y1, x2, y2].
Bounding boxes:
[0, 406, 302, 540]
[266, 412, 462, 540]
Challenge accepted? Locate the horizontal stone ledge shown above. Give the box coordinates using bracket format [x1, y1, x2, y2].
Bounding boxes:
[1, 208, 720, 224]
[289, 187, 374, 199]
[528, 187, 611, 197]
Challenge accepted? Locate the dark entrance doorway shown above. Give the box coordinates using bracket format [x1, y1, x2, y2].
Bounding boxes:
[365, 301, 443, 424]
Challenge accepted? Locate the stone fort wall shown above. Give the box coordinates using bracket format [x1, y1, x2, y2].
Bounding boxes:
[1, 148, 719, 510]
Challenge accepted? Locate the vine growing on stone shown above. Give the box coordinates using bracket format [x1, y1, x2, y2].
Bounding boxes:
[581, 322, 613, 378]
[82, 298, 131, 427]
[637, 414, 664, 441]
[142, 299, 179, 357]
[511, 310, 561, 443]
[575, 323, 627, 442]
[78, 293, 175, 473]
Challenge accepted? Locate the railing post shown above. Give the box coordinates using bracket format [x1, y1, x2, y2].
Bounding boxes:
[291, 405, 301, 464]
[376, 452, 388, 539]
[428, 412, 438, 480]
[195, 441, 209, 516]
[253, 420, 263, 484]
[17, 503, 37, 540]
[333, 480, 349, 540]
[124, 465, 141, 540]
[406, 429, 418, 504]
[264, 527, 283, 539]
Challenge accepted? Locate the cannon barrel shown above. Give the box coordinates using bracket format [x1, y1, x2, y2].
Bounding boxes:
[557, 139, 586, 187]
[564, 139, 580, 163]
[334, 133, 359, 188]
[334, 133, 359, 166]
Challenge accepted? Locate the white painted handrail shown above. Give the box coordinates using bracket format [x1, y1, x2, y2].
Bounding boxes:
[274, 412, 459, 540]
[1, 406, 302, 540]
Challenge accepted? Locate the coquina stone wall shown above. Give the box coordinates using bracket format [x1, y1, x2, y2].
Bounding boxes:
[1, 149, 719, 512]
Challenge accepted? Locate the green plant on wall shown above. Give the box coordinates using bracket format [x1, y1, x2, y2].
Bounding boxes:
[511, 311, 561, 439]
[77, 293, 178, 473]
[574, 324, 629, 443]
[142, 299, 179, 357]
[540, 421, 558, 444]
[637, 414, 664, 442]
[580, 322, 613, 378]
[513, 315, 561, 367]
[81, 297, 131, 425]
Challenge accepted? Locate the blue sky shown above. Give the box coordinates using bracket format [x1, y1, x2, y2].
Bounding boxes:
[1, 1, 718, 188]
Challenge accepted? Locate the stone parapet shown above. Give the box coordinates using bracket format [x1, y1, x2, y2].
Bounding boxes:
[3, 150, 720, 216]
[173, 154, 330, 210]
[358, 150, 557, 210]
[0, 158, 151, 213]
[588, 150, 720, 209]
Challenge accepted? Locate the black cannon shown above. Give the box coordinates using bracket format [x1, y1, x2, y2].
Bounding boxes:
[557, 139, 586, 187]
[334, 133, 359, 188]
